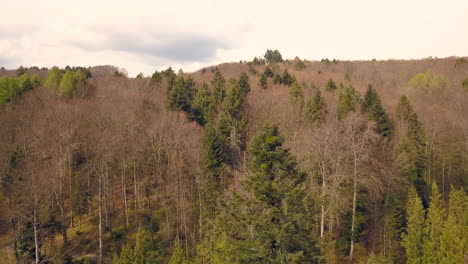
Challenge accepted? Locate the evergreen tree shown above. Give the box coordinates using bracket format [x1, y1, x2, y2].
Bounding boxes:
[134, 226, 153, 264]
[438, 186, 467, 264]
[361, 85, 378, 113]
[168, 239, 188, 264]
[244, 124, 319, 263]
[112, 244, 134, 264]
[305, 88, 327, 125]
[202, 125, 225, 173]
[401, 186, 425, 264]
[289, 81, 303, 104]
[325, 78, 337, 91]
[362, 85, 392, 137]
[238, 72, 251, 95]
[150, 70, 162, 86]
[259, 73, 268, 89]
[212, 69, 226, 104]
[281, 69, 295, 86]
[338, 85, 360, 118]
[163, 67, 177, 97]
[58, 70, 76, 99]
[264, 49, 283, 64]
[264, 66, 274, 78]
[168, 76, 195, 112]
[224, 82, 247, 121]
[190, 82, 215, 126]
[396, 95, 414, 123]
[398, 111, 427, 199]
[422, 182, 445, 264]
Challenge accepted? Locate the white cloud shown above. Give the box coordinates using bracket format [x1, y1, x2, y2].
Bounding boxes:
[1, 0, 467, 76]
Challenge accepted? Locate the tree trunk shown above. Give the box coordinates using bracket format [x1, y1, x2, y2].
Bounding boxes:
[56, 169, 68, 245]
[349, 150, 358, 261]
[320, 161, 326, 240]
[320, 205, 325, 239]
[33, 205, 39, 264]
[104, 163, 112, 234]
[98, 164, 103, 264]
[88, 167, 92, 214]
[122, 169, 129, 229]
[69, 153, 74, 228]
[133, 159, 139, 210]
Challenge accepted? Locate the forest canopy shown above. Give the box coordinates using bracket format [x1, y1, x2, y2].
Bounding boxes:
[0, 56, 467, 264]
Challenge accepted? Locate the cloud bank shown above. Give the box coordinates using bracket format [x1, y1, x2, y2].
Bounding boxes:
[1, 0, 467, 76]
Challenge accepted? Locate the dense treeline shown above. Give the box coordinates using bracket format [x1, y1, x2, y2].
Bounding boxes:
[0, 54, 467, 264]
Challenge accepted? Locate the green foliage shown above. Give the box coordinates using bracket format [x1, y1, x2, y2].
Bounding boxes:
[208, 124, 320, 263]
[395, 95, 414, 123]
[462, 78, 468, 92]
[112, 226, 157, 264]
[243, 123, 319, 263]
[168, 240, 189, 264]
[398, 110, 426, 197]
[150, 71, 162, 86]
[289, 81, 303, 104]
[259, 73, 268, 89]
[305, 88, 326, 125]
[282, 69, 295, 86]
[362, 85, 392, 137]
[408, 70, 447, 95]
[422, 183, 445, 264]
[263, 66, 274, 78]
[345, 73, 351, 81]
[163, 67, 177, 96]
[401, 186, 425, 264]
[248, 63, 257, 75]
[264, 49, 283, 64]
[190, 82, 215, 126]
[238, 72, 250, 94]
[71, 173, 87, 219]
[58, 70, 76, 99]
[211, 69, 226, 104]
[136, 72, 144, 79]
[293, 56, 306, 71]
[168, 76, 195, 112]
[113, 68, 128, 77]
[454, 57, 467, 66]
[0, 76, 20, 105]
[325, 78, 337, 91]
[274, 68, 295, 86]
[18, 74, 32, 92]
[202, 125, 225, 172]
[16, 65, 27, 77]
[224, 82, 247, 120]
[338, 85, 360, 118]
[44, 66, 62, 88]
[73, 69, 87, 97]
[31, 74, 42, 88]
[366, 252, 393, 264]
[438, 186, 467, 264]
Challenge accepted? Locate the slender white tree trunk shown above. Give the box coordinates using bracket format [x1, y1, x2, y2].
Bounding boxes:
[98, 164, 103, 263]
[350, 176, 357, 261]
[122, 169, 129, 227]
[33, 205, 39, 264]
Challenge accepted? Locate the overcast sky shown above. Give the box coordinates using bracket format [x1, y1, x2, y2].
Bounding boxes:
[1, 0, 467, 76]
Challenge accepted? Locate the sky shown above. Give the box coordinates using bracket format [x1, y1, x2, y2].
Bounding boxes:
[1, 0, 467, 77]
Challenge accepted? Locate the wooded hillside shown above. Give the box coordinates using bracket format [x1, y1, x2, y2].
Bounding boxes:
[0, 55, 467, 263]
